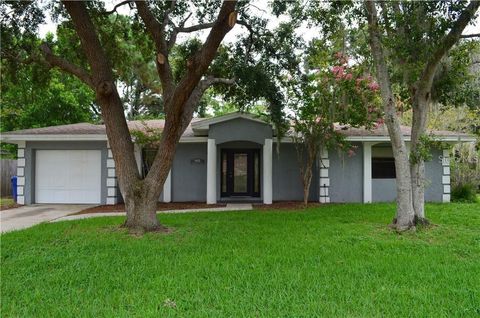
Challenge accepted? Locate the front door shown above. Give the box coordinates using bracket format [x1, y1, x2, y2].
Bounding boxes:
[221, 149, 260, 197]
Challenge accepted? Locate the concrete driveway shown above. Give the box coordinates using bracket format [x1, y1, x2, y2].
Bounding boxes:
[0, 204, 94, 233]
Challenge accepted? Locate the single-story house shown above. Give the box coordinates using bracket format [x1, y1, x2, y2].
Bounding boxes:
[1, 112, 474, 206]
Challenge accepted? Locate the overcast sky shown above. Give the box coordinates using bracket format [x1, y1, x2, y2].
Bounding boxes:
[38, 1, 480, 44]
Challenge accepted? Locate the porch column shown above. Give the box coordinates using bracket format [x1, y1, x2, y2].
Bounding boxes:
[363, 142, 373, 203]
[263, 138, 273, 204]
[206, 138, 217, 204]
[163, 170, 172, 203]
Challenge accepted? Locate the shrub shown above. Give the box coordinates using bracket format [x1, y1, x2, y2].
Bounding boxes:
[451, 183, 478, 203]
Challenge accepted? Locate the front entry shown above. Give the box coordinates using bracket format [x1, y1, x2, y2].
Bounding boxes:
[221, 149, 260, 197]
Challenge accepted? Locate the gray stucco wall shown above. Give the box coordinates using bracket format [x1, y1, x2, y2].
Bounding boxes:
[171, 143, 207, 202]
[372, 148, 443, 202]
[329, 142, 364, 203]
[209, 118, 273, 145]
[24, 141, 108, 204]
[273, 143, 318, 202]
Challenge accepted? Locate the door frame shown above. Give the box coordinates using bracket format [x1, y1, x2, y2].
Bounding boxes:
[220, 148, 261, 198]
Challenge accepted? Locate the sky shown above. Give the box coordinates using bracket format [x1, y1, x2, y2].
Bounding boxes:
[38, 0, 480, 41]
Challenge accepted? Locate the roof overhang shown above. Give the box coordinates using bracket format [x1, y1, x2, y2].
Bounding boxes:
[279, 135, 477, 143]
[191, 112, 270, 136]
[1, 134, 108, 142]
[0, 134, 209, 144]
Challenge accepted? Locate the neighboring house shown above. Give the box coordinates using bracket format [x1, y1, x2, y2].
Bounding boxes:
[0, 112, 474, 206]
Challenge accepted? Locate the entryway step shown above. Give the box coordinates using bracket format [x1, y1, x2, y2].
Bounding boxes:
[225, 203, 253, 210]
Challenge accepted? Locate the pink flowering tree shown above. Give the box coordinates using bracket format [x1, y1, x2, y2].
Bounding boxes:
[289, 51, 382, 205]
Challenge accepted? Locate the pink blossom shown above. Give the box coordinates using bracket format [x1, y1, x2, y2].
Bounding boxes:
[344, 73, 353, 80]
[331, 66, 345, 77]
[367, 106, 375, 113]
[347, 149, 356, 157]
[368, 82, 380, 91]
[374, 117, 385, 128]
[315, 116, 323, 124]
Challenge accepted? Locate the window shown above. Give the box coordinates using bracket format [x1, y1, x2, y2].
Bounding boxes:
[372, 157, 396, 179]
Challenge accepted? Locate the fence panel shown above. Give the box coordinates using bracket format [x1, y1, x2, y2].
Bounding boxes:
[0, 159, 17, 197]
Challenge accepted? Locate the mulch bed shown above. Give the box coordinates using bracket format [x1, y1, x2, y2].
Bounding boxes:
[75, 201, 325, 215]
[74, 202, 227, 215]
[254, 201, 324, 210]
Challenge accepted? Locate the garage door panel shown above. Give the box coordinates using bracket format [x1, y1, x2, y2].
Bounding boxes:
[35, 150, 101, 204]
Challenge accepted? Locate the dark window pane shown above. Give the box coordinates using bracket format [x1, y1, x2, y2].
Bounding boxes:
[254, 151, 259, 193]
[233, 153, 248, 192]
[372, 157, 396, 179]
[222, 152, 227, 193]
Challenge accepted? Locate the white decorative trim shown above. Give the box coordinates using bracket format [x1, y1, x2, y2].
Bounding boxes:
[17, 148, 25, 158]
[17, 177, 25, 186]
[107, 187, 116, 197]
[319, 178, 330, 187]
[443, 166, 450, 175]
[441, 149, 451, 203]
[318, 148, 330, 203]
[320, 169, 328, 178]
[321, 159, 329, 168]
[206, 139, 217, 204]
[320, 197, 330, 203]
[17, 158, 25, 167]
[443, 185, 451, 194]
[442, 175, 450, 185]
[106, 178, 116, 187]
[107, 149, 113, 158]
[263, 138, 273, 204]
[17, 167, 24, 177]
[106, 197, 116, 205]
[319, 148, 330, 203]
[17, 196, 24, 205]
[17, 186, 24, 195]
[106, 159, 115, 168]
[163, 170, 172, 203]
[320, 187, 328, 196]
[363, 142, 374, 203]
[107, 168, 116, 178]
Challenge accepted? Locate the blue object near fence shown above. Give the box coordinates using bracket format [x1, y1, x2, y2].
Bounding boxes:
[11, 176, 17, 201]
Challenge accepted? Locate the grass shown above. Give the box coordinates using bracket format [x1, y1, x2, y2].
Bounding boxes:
[1, 203, 479, 317]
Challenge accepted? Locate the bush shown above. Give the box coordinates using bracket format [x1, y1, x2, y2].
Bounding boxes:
[451, 184, 478, 203]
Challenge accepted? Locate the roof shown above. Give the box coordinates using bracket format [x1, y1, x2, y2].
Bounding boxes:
[1, 112, 475, 143]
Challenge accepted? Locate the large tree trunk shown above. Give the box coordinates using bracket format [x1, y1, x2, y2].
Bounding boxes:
[302, 165, 313, 206]
[55, 1, 237, 233]
[406, 1, 479, 225]
[366, 1, 415, 231]
[123, 181, 165, 232]
[410, 93, 429, 225]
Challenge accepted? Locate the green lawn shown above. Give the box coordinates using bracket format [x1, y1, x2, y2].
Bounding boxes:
[1, 203, 479, 317]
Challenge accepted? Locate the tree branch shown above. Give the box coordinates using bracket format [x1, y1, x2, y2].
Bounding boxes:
[460, 33, 480, 38]
[135, 0, 175, 101]
[419, 1, 480, 91]
[199, 76, 236, 89]
[40, 43, 94, 88]
[167, 0, 237, 117]
[177, 22, 215, 33]
[105, 0, 132, 15]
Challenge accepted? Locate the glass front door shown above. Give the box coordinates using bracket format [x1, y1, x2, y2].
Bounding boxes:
[221, 149, 260, 197]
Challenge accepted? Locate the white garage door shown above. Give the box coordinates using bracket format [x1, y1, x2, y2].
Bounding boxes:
[35, 150, 102, 204]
